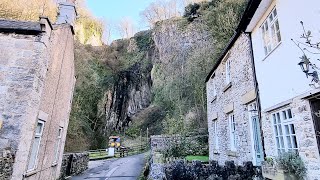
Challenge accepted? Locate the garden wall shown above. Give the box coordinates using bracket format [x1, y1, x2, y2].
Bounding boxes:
[149, 135, 262, 180]
[59, 152, 89, 179]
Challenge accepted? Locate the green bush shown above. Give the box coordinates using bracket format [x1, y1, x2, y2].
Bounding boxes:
[184, 3, 200, 22]
[277, 152, 307, 179]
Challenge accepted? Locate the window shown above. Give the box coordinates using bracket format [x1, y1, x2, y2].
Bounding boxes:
[272, 108, 298, 154]
[225, 59, 231, 84]
[261, 7, 281, 56]
[212, 120, 219, 150]
[212, 79, 217, 97]
[229, 113, 236, 151]
[53, 127, 63, 163]
[27, 120, 45, 171]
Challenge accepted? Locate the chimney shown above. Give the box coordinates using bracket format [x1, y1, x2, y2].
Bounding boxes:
[56, 1, 77, 26]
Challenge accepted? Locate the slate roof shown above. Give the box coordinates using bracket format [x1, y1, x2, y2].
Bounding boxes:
[0, 19, 42, 35]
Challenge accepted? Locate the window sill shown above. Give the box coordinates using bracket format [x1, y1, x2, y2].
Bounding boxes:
[262, 42, 282, 61]
[211, 95, 217, 103]
[51, 162, 58, 167]
[223, 83, 232, 92]
[227, 150, 237, 157]
[24, 170, 37, 177]
[213, 149, 220, 154]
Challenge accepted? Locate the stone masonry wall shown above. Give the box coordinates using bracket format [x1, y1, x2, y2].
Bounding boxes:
[206, 33, 257, 166]
[261, 97, 320, 180]
[31, 24, 76, 180]
[0, 31, 50, 180]
[0, 148, 14, 180]
[59, 152, 89, 179]
[149, 136, 262, 180]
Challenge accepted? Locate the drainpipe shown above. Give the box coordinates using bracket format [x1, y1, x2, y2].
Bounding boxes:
[247, 32, 266, 160]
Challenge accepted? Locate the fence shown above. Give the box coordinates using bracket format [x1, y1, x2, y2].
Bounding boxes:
[88, 144, 149, 160]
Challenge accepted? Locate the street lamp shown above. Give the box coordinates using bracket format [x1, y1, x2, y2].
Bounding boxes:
[298, 55, 319, 83]
[298, 55, 310, 75]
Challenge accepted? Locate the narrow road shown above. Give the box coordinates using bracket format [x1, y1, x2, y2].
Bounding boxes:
[71, 154, 146, 180]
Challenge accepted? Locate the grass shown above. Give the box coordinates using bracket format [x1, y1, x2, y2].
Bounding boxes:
[185, 155, 209, 163]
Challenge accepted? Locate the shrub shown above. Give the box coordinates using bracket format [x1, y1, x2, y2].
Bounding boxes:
[184, 3, 201, 22]
[277, 152, 306, 179]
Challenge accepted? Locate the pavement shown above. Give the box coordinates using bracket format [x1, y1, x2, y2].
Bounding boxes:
[71, 153, 146, 180]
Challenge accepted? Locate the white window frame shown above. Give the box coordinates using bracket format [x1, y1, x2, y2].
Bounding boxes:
[261, 7, 281, 56]
[225, 59, 231, 84]
[271, 108, 298, 155]
[212, 119, 219, 150]
[53, 127, 63, 164]
[27, 120, 45, 171]
[229, 113, 236, 151]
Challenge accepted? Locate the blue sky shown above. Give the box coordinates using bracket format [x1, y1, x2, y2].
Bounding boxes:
[86, 0, 155, 41]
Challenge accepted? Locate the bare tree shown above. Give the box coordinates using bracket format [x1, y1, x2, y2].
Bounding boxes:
[117, 17, 136, 39]
[140, 0, 208, 27]
[140, 0, 181, 27]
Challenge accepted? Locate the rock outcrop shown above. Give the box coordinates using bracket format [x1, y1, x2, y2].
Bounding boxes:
[102, 19, 214, 133]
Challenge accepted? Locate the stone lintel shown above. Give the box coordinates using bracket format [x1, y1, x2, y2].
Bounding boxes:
[212, 113, 218, 120]
[38, 110, 49, 121]
[224, 103, 234, 114]
[241, 89, 256, 104]
[227, 150, 238, 157]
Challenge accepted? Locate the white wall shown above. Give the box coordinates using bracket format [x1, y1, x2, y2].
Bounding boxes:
[250, 0, 320, 110]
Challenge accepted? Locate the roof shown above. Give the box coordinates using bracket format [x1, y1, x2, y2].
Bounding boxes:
[0, 19, 42, 35]
[205, 0, 262, 82]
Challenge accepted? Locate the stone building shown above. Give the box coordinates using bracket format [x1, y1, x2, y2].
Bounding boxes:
[246, 0, 320, 179]
[0, 1, 76, 180]
[205, 0, 263, 167]
[207, 0, 320, 179]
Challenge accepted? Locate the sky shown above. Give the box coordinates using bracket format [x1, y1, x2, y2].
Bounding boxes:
[86, 0, 155, 41]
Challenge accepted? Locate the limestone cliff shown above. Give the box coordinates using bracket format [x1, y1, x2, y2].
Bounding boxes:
[102, 18, 214, 134]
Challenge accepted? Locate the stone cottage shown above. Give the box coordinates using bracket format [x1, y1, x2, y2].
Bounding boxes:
[205, 0, 263, 167]
[207, 0, 320, 179]
[0, 1, 76, 180]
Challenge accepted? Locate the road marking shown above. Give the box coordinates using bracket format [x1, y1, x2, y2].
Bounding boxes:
[105, 166, 120, 180]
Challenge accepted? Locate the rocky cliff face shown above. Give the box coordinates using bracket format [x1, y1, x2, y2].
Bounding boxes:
[104, 63, 153, 131]
[102, 31, 156, 132]
[102, 19, 214, 133]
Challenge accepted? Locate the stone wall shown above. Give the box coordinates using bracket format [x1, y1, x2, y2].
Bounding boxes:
[149, 160, 262, 180]
[261, 96, 320, 179]
[59, 152, 89, 179]
[206, 33, 258, 166]
[150, 135, 208, 157]
[0, 148, 14, 180]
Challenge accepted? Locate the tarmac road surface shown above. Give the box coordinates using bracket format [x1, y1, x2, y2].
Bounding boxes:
[71, 153, 146, 180]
